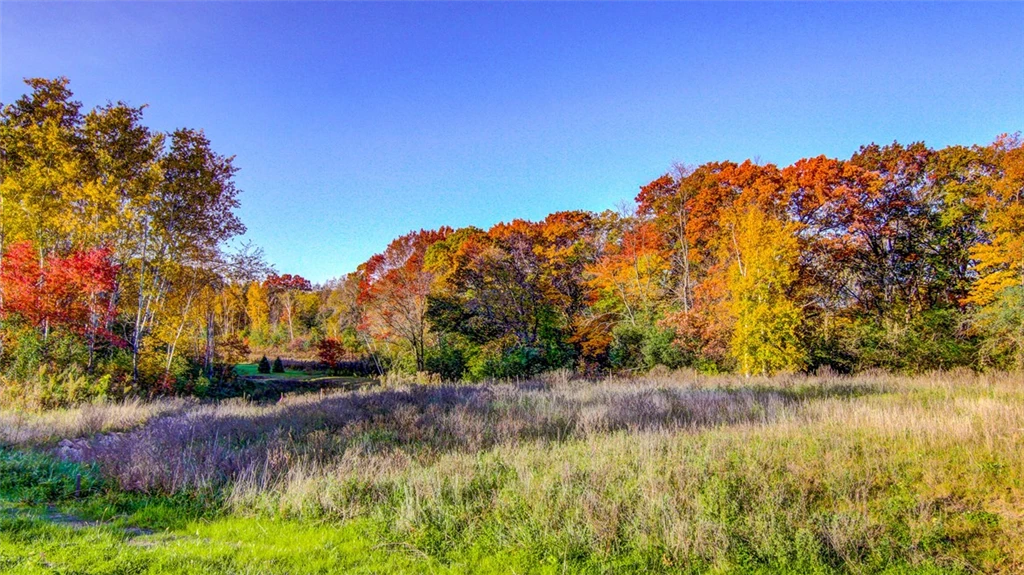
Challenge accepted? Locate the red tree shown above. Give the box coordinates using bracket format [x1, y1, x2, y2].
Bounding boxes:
[315, 337, 345, 375]
[358, 228, 451, 371]
[264, 273, 312, 292]
[0, 240, 121, 349]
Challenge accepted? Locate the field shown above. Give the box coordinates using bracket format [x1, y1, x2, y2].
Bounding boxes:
[1, 370, 1022, 574]
[220, 364, 376, 402]
[234, 363, 312, 379]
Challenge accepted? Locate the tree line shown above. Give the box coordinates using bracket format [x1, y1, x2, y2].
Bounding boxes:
[347, 135, 1023, 380]
[1, 78, 1021, 405]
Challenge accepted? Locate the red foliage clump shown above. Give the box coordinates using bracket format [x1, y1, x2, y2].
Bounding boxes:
[0, 240, 123, 345]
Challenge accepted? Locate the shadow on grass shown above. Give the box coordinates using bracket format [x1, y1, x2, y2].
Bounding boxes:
[51, 376, 885, 494]
[0, 448, 219, 531]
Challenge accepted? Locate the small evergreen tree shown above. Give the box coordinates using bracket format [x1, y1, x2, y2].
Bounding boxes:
[272, 356, 285, 373]
[257, 355, 271, 374]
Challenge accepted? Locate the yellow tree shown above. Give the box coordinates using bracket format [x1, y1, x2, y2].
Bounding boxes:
[967, 135, 1024, 368]
[967, 135, 1024, 307]
[321, 271, 363, 338]
[0, 78, 87, 258]
[725, 205, 805, 376]
[246, 280, 270, 335]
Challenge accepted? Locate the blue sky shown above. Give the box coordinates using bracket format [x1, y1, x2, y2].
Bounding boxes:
[3, 2, 1022, 283]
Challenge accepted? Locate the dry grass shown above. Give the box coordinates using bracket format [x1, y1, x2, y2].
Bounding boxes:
[3, 370, 1022, 572]
[0, 397, 193, 447]
[23, 371, 868, 491]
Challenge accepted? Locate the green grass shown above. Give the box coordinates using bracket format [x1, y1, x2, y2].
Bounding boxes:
[0, 449, 484, 574]
[0, 512, 442, 574]
[228, 363, 376, 401]
[0, 449, 592, 574]
[0, 439, 979, 575]
[233, 363, 311, 379]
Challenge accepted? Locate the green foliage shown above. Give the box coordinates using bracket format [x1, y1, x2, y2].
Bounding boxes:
[424, 338, 468, 381]
[974, 286, 1024, 370]
[465, 343, 543, 380]
[840, 309, 977, 373]
[192, 375, 212, 398]
[0, 449, 103, 504]
[0, 365, 112, 411]
[0, 322, 118, 409]
[609, 323, 689, 371]
[337, 327, 365, 355]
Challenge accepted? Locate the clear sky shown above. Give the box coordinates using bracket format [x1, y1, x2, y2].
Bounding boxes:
[2, 2, 1022, 283]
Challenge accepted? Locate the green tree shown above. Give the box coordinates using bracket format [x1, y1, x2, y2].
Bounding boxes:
[257, 355, 271, 374]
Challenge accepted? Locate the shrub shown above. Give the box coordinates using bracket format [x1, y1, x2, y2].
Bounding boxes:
[272, 357, 285, 373]
[257, 355, 271, 374]
[315, 338, 345, 375]
[974, 286, 1024, 370]
[610, 323, 688, 371]
[192, 375, 211, 397]
[467, 344, 549, 380]
[0, 365, 112, 410]
[425, 339, 467, 381]
[842, 309, 977, 373]
[217, 334, 251, 366]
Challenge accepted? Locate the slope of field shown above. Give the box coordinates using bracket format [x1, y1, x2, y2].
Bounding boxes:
[1, 371, 1021, 574]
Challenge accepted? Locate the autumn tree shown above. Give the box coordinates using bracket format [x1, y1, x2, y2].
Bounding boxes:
[587, 210, 667, 326]
[246, 280, 271, 337]
[967, 135, 1024, 307]
[582, 209, 674, 369]
[359, 228, 450, 371]
[316, 338, 345, 375]
[968, 134, 1024, 368]
[320, 271, 363, 338]
[720, 206, 805, 375]
[0, 240, 120, 376]
[644, 161, 788, 369]
[1, 78, 245, 393]
[264, 273, 312, 342]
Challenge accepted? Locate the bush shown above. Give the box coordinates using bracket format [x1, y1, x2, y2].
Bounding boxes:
[467, 344, 548, 380]
[0, 365, 111, 410]
[974, 286, 1024, 370]
[841, 308, 977, 373]
[272, 357, 285, 373]
[192, 375, 211, 397]
[610, 323, 688, 371]
[217, 334, 251, 366]
[315, 338, 345, 375]
[424, 339, 467, 381]
[257, 355, 271, 374]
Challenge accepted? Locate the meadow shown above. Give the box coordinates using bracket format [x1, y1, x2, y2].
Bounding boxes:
[1, 370, 1022, 574]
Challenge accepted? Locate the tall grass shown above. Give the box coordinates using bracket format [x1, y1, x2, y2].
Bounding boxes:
[3, 370, 1022, 572]
[0, 397, 192, 447]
